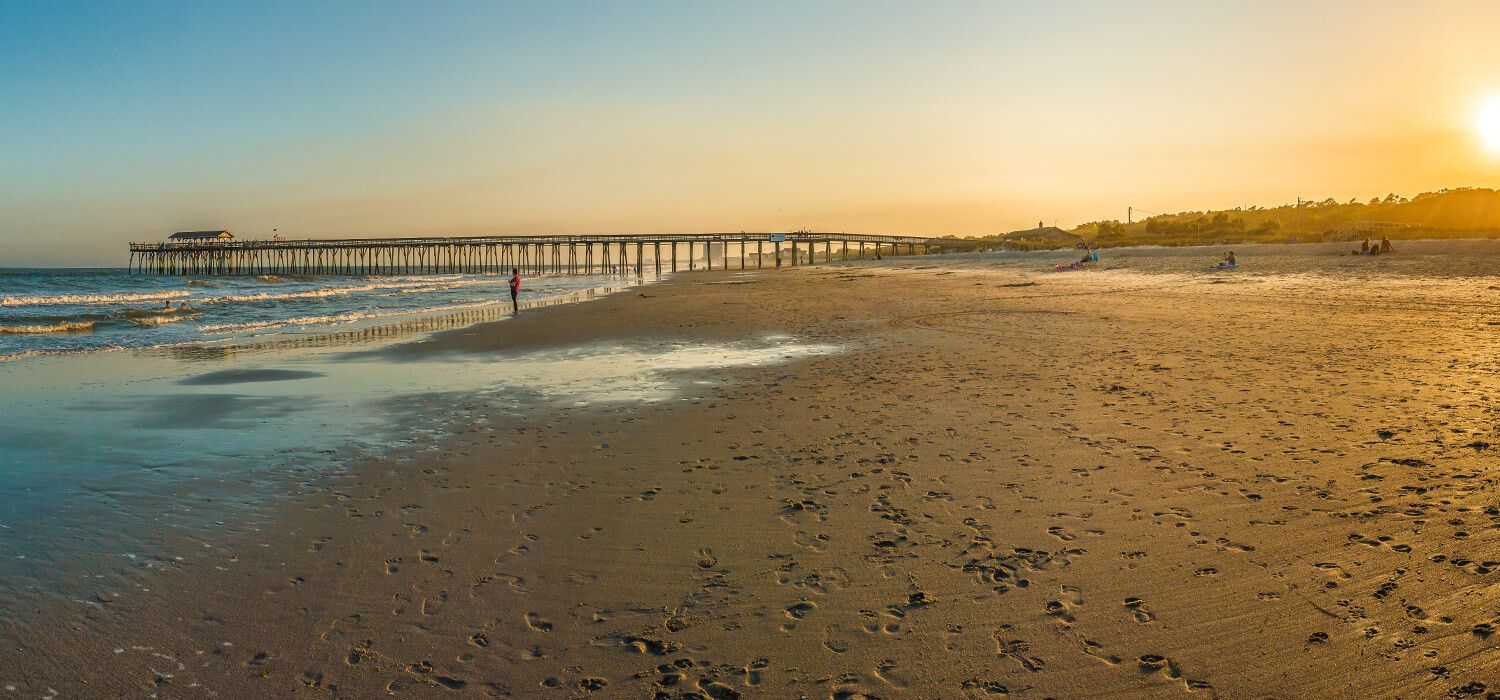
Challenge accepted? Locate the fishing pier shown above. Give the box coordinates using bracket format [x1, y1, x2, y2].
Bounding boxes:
[128, 232, 974, 276]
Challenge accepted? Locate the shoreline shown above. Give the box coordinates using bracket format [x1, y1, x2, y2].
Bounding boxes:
[0, 275, 665, 608]
[3, 260, 1497, 696]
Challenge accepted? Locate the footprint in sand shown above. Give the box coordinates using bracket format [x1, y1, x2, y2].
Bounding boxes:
[962, 679, 1010, 696]
[421, 591, 448, 615]
[995, 637, 1045, 673]
[1215, 537, 1255, 552]
[783, 600, 816, 630]
[942, 625, 966, 652]
[439, 528, 470, 547]
[794, 531, 831, 551]
[743, 657, 768, 685]
[1046, 525, 1077, 541]
[823, 625, 852, 653]
[1137, 654, 1172, 674]
[1123, 597, 1156, 623]
[875, 659, 910, 688]
[524, 612, 553, 632]
[1045, 600, 1077, 624]
[1081, 639, 1122, 665]
[695, 679, 738, 698]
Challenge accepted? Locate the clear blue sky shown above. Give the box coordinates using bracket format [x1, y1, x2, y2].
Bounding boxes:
[4, 1, 1499, 265]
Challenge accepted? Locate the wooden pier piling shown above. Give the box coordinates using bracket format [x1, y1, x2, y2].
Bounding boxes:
[128, 232, 971, 276]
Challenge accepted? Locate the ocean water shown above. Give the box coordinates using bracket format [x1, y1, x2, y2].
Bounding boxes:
[0, 269, 578, 361]
[0, 267, 841, 609]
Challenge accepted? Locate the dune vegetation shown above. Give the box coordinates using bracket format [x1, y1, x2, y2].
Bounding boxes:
[970, 188, 1500, 250]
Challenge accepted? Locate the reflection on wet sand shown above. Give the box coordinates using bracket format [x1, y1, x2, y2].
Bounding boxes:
[0, 276, 841, 616]
[177, 368, 326, 386]
[146, 285, 625, 359]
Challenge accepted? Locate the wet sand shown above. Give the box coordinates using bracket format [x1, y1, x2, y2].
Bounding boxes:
[3, 258, 1497, 697]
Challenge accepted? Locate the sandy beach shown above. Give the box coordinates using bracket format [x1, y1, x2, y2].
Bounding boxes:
[3, 255, 1497, 698]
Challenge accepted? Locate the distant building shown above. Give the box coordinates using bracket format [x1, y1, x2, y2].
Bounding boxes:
[1001, 225, 1082, 248]
[169, 230, 234, 241]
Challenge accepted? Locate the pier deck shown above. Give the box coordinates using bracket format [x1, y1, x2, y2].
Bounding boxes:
[128, 232, 977, 276]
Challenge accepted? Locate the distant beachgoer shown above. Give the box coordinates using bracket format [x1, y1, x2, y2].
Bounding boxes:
[1226, 251, 1236, 266]
[1381, 236, 1393, 253]
[1361, 238, 1371, 254]
[509, 268, 520, 315]
[1092, 248, 1099, 263]
[163, 300, 173, 310]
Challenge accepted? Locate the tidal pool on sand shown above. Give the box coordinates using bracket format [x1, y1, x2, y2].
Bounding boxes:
[0, 319, 839, 608]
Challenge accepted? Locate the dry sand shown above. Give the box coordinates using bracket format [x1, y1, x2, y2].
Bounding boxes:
[3, 259, 1497, 698]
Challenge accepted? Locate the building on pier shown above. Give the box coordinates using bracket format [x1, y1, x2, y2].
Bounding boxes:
[169, 230, 235, 241]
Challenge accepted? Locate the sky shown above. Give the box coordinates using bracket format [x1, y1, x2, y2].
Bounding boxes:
[4, 0, 1500, 266]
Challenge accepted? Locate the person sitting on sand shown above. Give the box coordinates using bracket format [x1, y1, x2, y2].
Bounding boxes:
[1380, 236, 1393, 253]
[1225, 251, 1236, 266]
[1361, 238, 1371, 255]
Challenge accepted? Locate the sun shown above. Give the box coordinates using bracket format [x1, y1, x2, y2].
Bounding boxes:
[1478, 98, 1500, 154]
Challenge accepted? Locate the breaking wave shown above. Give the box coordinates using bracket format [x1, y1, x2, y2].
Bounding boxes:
[0, 321, 97, 335]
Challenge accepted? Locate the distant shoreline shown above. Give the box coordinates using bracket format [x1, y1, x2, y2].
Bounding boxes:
[6, 232, 1500, 271]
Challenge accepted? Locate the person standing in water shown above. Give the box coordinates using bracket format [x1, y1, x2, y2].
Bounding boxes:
[509, 268, 520, 315]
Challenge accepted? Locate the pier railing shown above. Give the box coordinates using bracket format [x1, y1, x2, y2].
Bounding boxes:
[128, 232, 977, 276]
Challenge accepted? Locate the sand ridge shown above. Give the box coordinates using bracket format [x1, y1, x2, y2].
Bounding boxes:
[1, 259, 1495, 697]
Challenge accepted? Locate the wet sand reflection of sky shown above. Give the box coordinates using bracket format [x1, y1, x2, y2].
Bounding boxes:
[0, 300, 840, 607]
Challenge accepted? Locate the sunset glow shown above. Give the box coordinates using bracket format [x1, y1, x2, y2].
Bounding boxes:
[4, 2, 1500, 265]
[1479, 98, 1500, 154]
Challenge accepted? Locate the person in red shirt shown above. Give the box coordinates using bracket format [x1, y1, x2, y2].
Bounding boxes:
[509, 268, 520, 315]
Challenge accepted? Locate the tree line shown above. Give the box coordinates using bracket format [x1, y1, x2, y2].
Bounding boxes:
[1070, 187, 1500, 247]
